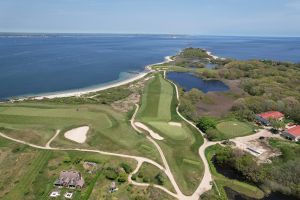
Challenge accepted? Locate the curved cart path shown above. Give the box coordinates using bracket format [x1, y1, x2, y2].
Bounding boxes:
[0, 130, 179, 198]
[45, 129, 60, 148]
[0, 69, 223, 200]
[166, 72, 215, 198]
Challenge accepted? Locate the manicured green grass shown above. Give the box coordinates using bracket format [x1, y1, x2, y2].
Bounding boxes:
[133, 163, 175, 193]
[216, 120, 254, 139]
[147, 121, 188, 140]
[0, 103, 161, 164]
[137, 72, 204, 195]
[205, 144, 265, 200]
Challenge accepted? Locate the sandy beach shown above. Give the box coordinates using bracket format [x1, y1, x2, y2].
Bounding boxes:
[18, 56, 173, 100]
[206, 51, 225, 60]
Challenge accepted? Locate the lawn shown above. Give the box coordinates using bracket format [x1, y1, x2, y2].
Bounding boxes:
[137, 72, 204, 195]
[204, 144, 264, 200]
[216, 120, 254, 139]
[0, 103, 161, 164]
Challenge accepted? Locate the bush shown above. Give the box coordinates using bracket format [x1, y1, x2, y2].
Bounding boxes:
[138, 172, 144, 178]
[104, 169, 118, 180]
[131, 174, 137, 180]
[118, 172, 127, 183]
[143, 177, 150, 183]
[155, 172, 165, 185]
[120, 163, 133, 174]
[206, 128, 222, 141]
[196, 117, 217, 132]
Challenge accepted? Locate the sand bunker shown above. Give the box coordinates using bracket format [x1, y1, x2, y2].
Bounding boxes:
[64, 126, 90, 143]
[168, 122, 182, 127]
[134, 122, 164, 140]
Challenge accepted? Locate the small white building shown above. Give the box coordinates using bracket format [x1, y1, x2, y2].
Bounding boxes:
[64, 192, 73, 199]
[50, 191, 60, 198]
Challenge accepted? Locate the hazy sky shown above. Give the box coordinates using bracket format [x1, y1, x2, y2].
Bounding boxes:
[0, 0, 300, 36]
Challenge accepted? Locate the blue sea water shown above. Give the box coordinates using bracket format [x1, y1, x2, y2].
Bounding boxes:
[0, 34, 299, 100]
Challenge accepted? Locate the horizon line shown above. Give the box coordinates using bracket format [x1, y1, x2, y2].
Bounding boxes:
[0, 31, 300, 38]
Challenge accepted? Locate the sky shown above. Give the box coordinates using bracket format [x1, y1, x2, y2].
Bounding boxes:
[0, 0, 300, 36]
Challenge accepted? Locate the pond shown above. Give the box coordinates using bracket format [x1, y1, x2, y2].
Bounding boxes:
[167, 71, 229, 93]
[225, 187, 298, 200]
[213, 157, 298, 200]
[205, 63, 217, 69]
[212, 156, 246, 182]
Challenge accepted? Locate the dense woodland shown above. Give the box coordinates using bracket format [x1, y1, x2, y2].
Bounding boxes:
[219, 60, 300, 123]
[174, 48, 300, 198]
[213, 140, 300, 198]
[176, 48, 300, 124]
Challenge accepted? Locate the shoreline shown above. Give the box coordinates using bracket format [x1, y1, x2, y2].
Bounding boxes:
[13, 56, 173, 101]
[206, 50, 225, 60]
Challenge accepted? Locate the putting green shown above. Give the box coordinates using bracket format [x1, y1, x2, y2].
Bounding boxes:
[216, 120, 253, 138]
[147, 121, 188, 140]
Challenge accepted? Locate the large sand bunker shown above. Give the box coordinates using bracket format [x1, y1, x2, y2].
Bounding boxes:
[64, 126, 90, 143]
[168, 122, 182, 127]
[134, 122, 164, 140]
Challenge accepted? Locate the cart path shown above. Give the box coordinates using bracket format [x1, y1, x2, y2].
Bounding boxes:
[45, 129, 60, 148]
[166, 73, 215, 199]
[130, 103, 184, 198]
[0, 131, 179, 198]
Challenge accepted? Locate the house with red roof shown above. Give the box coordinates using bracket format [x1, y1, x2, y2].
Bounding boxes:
[282, 126, 300, 141]
[255, 111, 284, 126]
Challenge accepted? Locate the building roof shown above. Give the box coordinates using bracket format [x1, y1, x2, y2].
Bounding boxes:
[286, 126, 300, 137]
[257, 111, 284, 120]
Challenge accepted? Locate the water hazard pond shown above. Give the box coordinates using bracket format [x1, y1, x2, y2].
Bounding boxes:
[167, 71, 229, 93]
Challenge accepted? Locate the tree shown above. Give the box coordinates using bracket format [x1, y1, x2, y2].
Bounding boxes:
[155, 172, 165, 185]
[196, 117, 217, 132]
[120, 163, 133, 174]
[118, 172, 127, 183]
[269, 119, 285, 131]
[104, 169, 118, 180]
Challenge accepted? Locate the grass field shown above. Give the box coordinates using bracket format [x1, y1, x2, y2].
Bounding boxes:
[137, 72, 204, 195]
[216, 120, 254, 139]
[0, 103, 161, 164]
[204, 144, 264, 200]
[133, 163, 175, 193]
[0, 137, 175, 200]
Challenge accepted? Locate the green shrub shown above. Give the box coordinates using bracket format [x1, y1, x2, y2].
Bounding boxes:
[196, 117, 217, 132]
[104, 169, 118, 180]
[120, 163, 133, 174]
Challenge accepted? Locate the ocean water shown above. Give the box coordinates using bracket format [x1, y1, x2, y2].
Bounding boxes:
[0, 34, 299, 100]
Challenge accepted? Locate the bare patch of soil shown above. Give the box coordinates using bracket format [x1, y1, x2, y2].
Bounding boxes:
[196, 79, 244, 117]
[111, 76, 154, 112]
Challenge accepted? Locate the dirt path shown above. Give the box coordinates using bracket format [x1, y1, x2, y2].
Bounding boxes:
[134, 121, 164, 140]
[130, 104, 184, 198]
[166, 73, 215, 198]
[45, 130, 60, 148]
[0, 131, 179, 198]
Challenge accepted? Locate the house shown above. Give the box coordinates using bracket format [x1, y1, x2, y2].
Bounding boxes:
[54, 170, 84, 189]
[282, 126, 300, 141]
[255, 111, 284, 125]
[83, 161, 97, 173]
